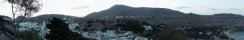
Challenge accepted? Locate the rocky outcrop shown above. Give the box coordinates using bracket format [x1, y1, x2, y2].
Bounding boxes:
[0, 15, 16, 40]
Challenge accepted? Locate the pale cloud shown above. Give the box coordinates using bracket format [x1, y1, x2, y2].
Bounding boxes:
[0, 2, 12, 17]
[226, 8, 240, 10]
[209, 8, 241, 10]
[209, 8, 221, 10]
[175, 6, 192, 9]
[71, 6, 90, 9]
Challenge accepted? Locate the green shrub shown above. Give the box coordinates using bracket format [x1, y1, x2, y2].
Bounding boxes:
[151, 29, 186, 40]
[115, 18, 145, 33]
[19, 29, 44, 40]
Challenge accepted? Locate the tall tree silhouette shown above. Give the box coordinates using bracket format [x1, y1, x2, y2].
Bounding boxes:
[5, 0, 42, 27]
[45, 18, 87, 40]
[4, 0, 42, 39]
[5, 0, 42, 20]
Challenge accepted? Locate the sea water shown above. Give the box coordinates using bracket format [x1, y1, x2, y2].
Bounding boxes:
[230, 31, 244, 40]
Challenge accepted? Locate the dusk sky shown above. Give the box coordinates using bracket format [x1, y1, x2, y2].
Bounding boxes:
[0, 0, 243, 17]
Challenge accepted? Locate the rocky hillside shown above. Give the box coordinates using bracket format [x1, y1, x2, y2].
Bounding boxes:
[86, 5, 184, 18]
[0, 15, 16, 40]
[86, 5, 244, 26]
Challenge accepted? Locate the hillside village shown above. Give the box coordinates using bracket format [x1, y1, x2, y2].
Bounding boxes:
[0, 5, 243, 40]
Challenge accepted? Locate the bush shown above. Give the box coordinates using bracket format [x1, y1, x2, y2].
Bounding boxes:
[19, 29, 44, 40]
[115, 18, 145, 33]
[151, 28, 186, 40]
[184, 26, 230, 39]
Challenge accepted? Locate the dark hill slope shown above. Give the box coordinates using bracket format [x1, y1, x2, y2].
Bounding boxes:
[86, 5, 185, 18]
[86, 5, 244, 26]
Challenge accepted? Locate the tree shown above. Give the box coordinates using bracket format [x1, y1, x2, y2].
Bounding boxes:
[4, 0, 42, 40]
[45, 18, 88, 40]
[5, 0, 42, 24]
[19, 29, 44, 40]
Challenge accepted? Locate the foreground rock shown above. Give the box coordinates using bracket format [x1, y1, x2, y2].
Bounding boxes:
[0, 15, 16, 40]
